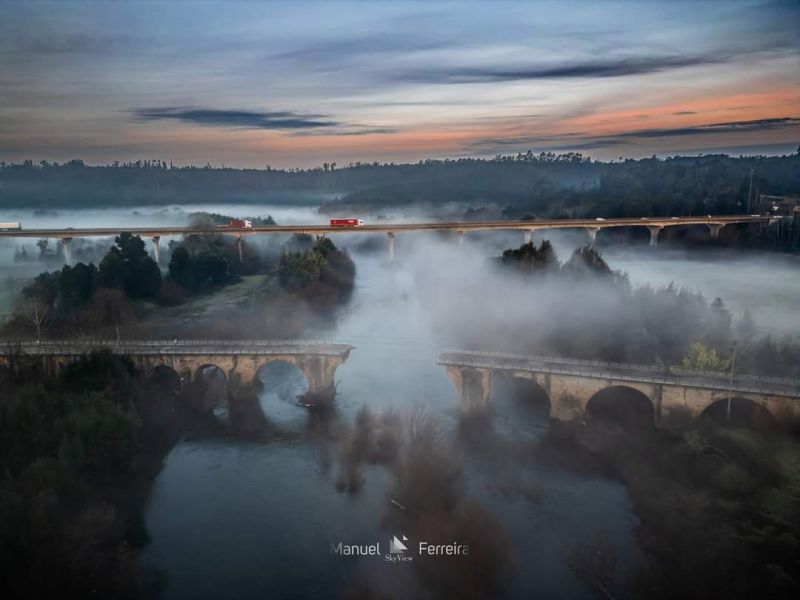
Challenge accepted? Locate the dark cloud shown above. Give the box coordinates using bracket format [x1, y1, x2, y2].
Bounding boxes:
[271, 35, 444, 63]
[397, 34, 798, 84]
[614, 117, 800, 139]
[400, 53, 734, 83]
[467, 117, 800, 156]
[469, 135, 625, 155]
[291, 127, 398, 137]
[131, 107, 337, 130]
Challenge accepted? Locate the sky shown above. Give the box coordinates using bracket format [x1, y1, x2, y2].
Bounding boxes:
[0, 0, 798, 168]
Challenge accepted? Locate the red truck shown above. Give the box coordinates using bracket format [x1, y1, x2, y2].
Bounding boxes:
[227, 218, 252, 228]
[329, 218, 364, 227]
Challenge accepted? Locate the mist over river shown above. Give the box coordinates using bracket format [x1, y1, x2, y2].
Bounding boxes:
[2, 205, 798, 598]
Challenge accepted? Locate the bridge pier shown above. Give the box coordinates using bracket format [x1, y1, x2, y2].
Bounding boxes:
[648, 226, 663, 247]
[586, 227, 599, 244]
[523, 230, 533, 245]
[61, 237, 72, 265]
[236, 235, 243, 263]
[707, 223, 724, 239]
[457, 231, 465, 245]
[445, 366, 492, 413]
[297, 354, 346, 398]
[151, 236, 161, 264]
[387, 232, 396, 261]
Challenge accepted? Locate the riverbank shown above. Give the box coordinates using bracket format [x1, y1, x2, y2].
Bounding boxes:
[539, 419, 800, 599]
[0, 352, 208, 598]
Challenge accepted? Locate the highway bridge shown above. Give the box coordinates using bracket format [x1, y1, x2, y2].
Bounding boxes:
[439, 350, 800, 429]
[0, 214, 779, 263]
[0, 339, 354, 398]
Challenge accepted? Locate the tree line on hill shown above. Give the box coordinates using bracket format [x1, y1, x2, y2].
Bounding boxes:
[2, 152, 797, 219]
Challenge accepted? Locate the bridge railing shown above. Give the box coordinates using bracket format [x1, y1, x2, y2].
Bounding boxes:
[0, 338, 347, 346]
[0, 339, 354, 355]
[440, 349, 800, 385]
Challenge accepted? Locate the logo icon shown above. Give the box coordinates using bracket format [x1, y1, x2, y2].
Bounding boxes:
[389, 535, 409, 554]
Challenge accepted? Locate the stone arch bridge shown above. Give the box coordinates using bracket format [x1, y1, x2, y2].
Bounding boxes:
[439, 351, 800, 429]
[0, 340, 354, 397]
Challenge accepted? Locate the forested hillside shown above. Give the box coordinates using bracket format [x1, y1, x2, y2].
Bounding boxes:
[2, 153, 798, 217]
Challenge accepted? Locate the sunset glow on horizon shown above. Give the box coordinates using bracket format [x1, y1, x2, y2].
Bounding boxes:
[1, 0, 798, 168]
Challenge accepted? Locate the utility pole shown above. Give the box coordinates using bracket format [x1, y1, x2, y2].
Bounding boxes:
[747, 169, 754, 214]
[726, 341, 737, 422]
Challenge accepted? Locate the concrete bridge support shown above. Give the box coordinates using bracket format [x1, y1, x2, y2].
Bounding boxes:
[586, 227, 599, 244]
[236, 235, 244, 263]
[707, 223, 724, 239]
[387, 232, 396, 261]
[61, 237, 72, 265]
[457, 231, 465, 245]
[523, 230, 533, 245]
[151, 236, 161, 264]
[648, 226, 663, 247]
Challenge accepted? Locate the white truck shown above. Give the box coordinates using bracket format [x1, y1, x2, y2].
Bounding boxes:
[0, 222, 21, 231]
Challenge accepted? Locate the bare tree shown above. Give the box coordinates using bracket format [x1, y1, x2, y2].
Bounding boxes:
[14, 293, 55, 340]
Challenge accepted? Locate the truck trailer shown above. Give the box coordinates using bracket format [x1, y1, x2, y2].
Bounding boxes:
[227, 219, 252, 229]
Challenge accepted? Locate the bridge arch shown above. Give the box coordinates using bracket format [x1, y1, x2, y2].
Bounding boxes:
[194, 363, 228, 384]
[255, 359, 309, 396]
[191, 363, 230, 418]
[700, 396, 776, 430]
[490, 373, 550, 420]
[586, 385, 655, 430]
[148, 364, 182, 393]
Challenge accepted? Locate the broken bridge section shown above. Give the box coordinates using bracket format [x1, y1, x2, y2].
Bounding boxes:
[0, 339, 354, 400]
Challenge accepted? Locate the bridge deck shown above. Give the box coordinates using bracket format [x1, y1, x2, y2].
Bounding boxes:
[0, 215, 777, 238]
[439, 350, 800, 398]
[0, 340, 354, 357]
